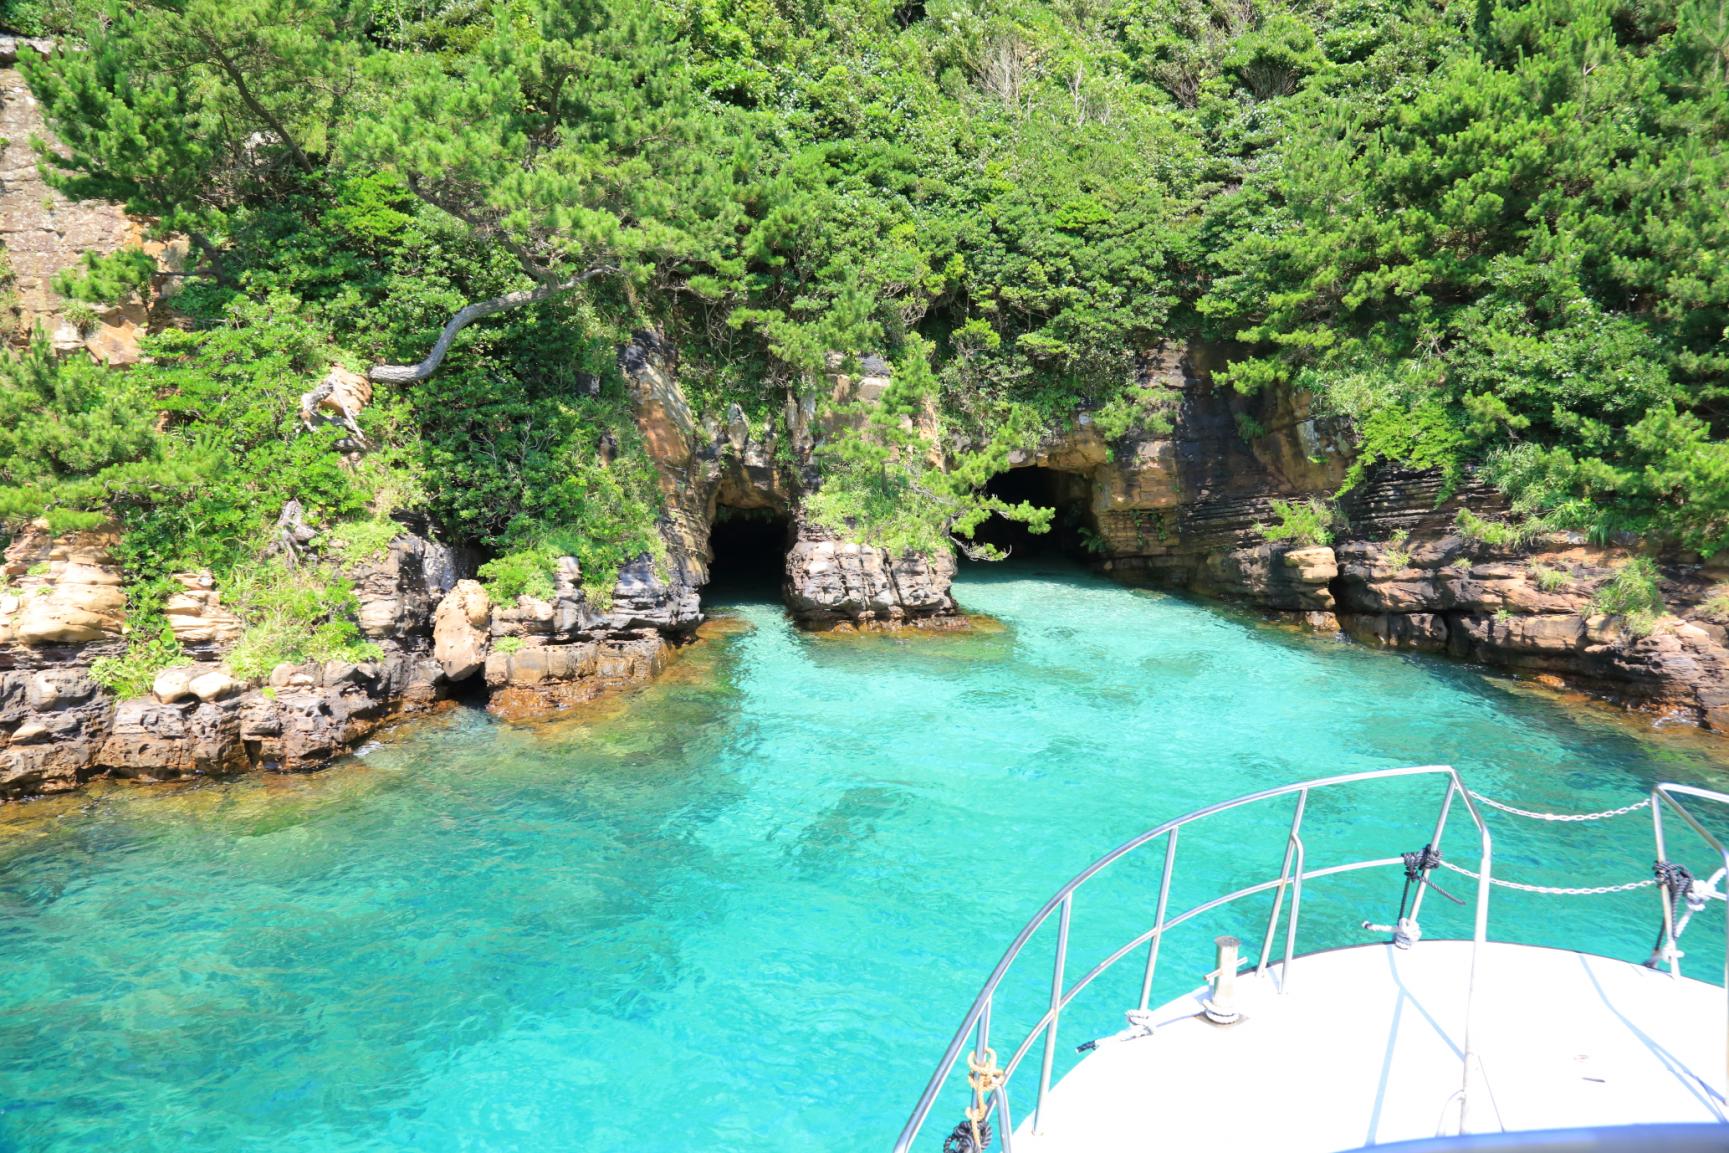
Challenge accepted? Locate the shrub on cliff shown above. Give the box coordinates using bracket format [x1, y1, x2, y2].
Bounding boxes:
[807, 338, 1054, 557]
[1591, 556, 1667, 638]
[1256, 498, 1335, 548]
[1200, 0, 1729, 557]
[0, 337, 178, 534]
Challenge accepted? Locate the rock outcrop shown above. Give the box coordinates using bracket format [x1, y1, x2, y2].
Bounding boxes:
[1, 525, 128, 648]
[1329, 531, 1729, 730]
[0, 514, 715, 799]
[619, 333, 959, 630]
[783, 518, 958, 627]
[433, 579, 491, 681]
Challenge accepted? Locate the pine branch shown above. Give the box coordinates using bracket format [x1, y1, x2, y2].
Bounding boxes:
[368, 267, 616, 384]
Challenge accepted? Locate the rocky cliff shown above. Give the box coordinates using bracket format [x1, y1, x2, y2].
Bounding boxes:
[622, 337, 960, 630]
[982, 345, 1729, 734]
[1, 44, 183, 361]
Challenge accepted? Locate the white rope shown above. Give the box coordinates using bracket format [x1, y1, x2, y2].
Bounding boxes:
[1467, 791, 1652, 822]
[1434, 858, 1657, 896]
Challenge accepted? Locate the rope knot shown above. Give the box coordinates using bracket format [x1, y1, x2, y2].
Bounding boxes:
[967, 1048, 1006, 1097]
[1403, 844, 1442, 882]
[1654, 860, 1695, 898]
[941, 1048, 1005, 1153]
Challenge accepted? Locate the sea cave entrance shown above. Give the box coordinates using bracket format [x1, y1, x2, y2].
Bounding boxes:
[968, 466, 1095, 560]
[705, 505, 794, 602]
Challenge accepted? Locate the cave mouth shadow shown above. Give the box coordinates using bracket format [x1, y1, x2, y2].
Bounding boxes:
[964, 466, 1096, 563]
[705, 505, 793, 604]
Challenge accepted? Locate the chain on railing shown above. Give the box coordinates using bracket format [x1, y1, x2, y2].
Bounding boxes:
[1467, 791, 1652, 823]
[1434, 857, 1658, 896]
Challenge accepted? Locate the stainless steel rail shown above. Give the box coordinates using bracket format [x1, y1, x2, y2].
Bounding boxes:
[893, 765, 1493, 1153]
[1650, 783, 1729, 1098]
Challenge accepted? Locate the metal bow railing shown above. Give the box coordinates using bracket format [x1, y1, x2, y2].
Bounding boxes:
[893, 765, 1493, 1153]
[1650, 783, 1729, 1096]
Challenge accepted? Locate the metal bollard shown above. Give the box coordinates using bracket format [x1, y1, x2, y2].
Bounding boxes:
[1203, 935, 1243, 1025]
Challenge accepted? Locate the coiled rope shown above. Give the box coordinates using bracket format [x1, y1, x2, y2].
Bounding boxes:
[942, 1048, 1004, 1153]
[1645, 863, 1727, 967]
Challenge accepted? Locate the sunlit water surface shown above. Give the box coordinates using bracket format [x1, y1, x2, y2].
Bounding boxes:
[3, 563, 1727, 1152]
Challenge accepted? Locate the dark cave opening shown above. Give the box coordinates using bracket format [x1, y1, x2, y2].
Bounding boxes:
[966, 466, 1095, 561]
[705, 506, 793, 602]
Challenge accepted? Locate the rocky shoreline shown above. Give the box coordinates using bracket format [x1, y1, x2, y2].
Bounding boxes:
[0, 335, 963, 800]
[7, 336, 1726, 803]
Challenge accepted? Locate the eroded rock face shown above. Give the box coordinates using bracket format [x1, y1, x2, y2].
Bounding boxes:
[598, 555, 704, 634]
[0, 668, 111, 795]
[483, 633, 670, 719]
[98, 695, 251, 781]
[1, 61, 160, 362]
[1329, 536, 1729, 728]
[2, 528, 502, 799]
[163, 571, 244, 654]
[354, 532, 465, 641]
[1, 526, 127, 648]
[620, 330, 958, 631]
[241, 654, 445, 771]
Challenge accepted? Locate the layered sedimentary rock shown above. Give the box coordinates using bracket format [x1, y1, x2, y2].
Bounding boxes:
[0, 528, 456, 796]
[449, 549, 691, 717]
[1330, 531, 1729, 730]
[0, 514, 712, 797]
[783, 519, 958, 626]
[0, 526, 128, 647]
[997, 343, 1729, 733]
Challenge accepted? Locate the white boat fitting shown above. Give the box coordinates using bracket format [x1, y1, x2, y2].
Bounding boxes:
[895, 767, 1729, 1153]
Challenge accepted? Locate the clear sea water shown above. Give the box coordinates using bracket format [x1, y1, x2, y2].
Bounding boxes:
[2, 562, 1727, 1153]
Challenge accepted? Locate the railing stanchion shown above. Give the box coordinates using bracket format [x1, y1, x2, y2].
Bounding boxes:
[1138, 828, 1179, 1011]
[994, 1086, 1015, 1153]
[975, 997, 991, 1075]
[1258, 790, 1306, 976]
[1033, 894, 1072, 1135]
[1453, 774, 1492, 1135]
[1652, 794, 1680, 979]
[1410, 777, 1456, 926]
[1282, 825, 1307, 992]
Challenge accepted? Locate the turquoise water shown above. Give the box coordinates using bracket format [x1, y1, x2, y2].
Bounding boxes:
[3, 563, 1727, 1152]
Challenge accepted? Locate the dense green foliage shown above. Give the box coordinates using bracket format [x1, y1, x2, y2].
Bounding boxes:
[1, 0, 1724, 680]
[1200, 0, 1729, 553]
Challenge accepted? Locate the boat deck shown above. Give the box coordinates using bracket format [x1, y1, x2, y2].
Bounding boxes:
[1013, 941, 1727, 1152]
